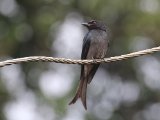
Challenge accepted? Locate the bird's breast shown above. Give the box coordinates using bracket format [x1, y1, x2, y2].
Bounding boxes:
[86, 30, 108, 59]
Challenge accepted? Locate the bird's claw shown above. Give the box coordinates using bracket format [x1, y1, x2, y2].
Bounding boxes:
[92, 57, 97, 63]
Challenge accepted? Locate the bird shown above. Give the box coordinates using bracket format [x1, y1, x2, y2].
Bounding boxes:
[69, 20, 109, 110]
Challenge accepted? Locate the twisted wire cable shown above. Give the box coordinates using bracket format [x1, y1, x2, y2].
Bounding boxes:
[0, 46, 160, 67]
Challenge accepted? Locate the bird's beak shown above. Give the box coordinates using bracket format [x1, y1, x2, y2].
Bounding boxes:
[81, 23, 89, 27]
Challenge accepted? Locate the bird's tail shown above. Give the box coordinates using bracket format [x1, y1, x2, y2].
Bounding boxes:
[69, 78, 87, 110]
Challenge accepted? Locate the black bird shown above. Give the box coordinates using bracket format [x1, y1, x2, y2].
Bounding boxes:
[69, 20, 109, 110]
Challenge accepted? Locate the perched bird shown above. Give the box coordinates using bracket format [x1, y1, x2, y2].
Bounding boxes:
[69, 20, 109, 110]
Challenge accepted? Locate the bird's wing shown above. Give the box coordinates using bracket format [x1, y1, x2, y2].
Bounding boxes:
[81, 33, 90, 59]
[87, 64, 99, 83]
[80, 33, 91, 79]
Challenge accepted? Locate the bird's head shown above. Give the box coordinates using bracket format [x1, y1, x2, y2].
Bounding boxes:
[82, 20, 106, 31]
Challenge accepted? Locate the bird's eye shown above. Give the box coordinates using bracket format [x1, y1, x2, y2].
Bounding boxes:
[89, 20, 96, 24]
[92, 20, 96, 24]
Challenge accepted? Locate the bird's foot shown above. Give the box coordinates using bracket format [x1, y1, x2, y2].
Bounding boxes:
[92, 57, 97, 64]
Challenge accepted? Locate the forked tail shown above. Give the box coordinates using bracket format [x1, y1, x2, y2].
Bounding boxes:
[69, 79, 87, 110]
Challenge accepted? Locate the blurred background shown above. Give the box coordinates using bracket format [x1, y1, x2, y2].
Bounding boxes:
[0, 0, 160, 120]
